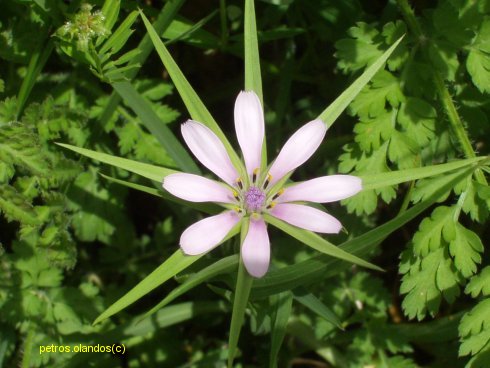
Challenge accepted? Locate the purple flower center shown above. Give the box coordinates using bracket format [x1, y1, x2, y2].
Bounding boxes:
[244, 186, 266, 212]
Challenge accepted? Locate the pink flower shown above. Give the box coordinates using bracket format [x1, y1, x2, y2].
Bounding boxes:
[163, 91, 362, 278]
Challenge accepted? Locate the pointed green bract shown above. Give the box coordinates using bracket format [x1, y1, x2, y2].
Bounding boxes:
[56, 143, 177, 182]
[318, 35, 404, 128]
[112, 81, 199, 173]
[263, 214, 383, 272]
[139, 10, 245, 177]
[244, 0, 263, 104]
[361, 156, 488, 190]
[99, 173, 219, 214]
[140, 255, 239, 322]
[93, 223, 242, 325]
[252, 166, 477, 298]
[93, 250, 202, 325]
[228, 221, 254, 368]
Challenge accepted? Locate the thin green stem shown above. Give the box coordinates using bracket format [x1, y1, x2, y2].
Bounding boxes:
[220, 0, 229, 48]
[396, 0, 487, 185]
[21, 327, 34, 368]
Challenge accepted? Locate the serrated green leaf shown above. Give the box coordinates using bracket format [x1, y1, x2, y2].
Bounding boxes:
[354, 110, 394, 152]
[448, 223, 484, 278]
[466, 20, 490, 93]
[459, 299, 490, 356]
[400, 247, 461, 320]
[466, 267, 490, 298]
[350, 70, 404, 119]
[99, 11, 138, 56]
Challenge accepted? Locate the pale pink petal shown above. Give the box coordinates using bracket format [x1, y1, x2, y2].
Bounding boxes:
[234, 91, 264, 175]
[278, 175, 362, 203]
[163, 173, 235, 203]
[270, 203, 341, 234]
[242, 219, 270, 278]
[268, 119, 327, 185]
[181, 120, 238, 185]
[180, 211, 240, 255]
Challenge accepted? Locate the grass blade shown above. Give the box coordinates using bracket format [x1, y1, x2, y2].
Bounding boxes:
[93, 250, 202, 325]
[361, 156, 488, 190]
[93, 223, 241, 325]
[318, 36, 404, 128]
[140, 255, 239, 321]
[112, 81, 199, 173]
[269, 291, 293, 368]
[264, 214, 383, 272]
[56, 143, 177, 182]
[293, 288, 342, 328]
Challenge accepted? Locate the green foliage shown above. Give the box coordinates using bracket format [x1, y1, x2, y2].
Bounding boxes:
[1, 0, 489, 367]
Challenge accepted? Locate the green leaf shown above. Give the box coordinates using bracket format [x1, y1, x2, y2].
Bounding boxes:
[228, 222, 254, 368]
[397, 97, 437, 147]
[56, 143, 177, 182]
[99, 11, 138, 56]
[244, 0, 262, 103]
[93, 250, 202, 325]
[350, 70, 404, 120]
[354, 110, 394, 152]
[99, 173, 219, 214]
[466, 267, 490, 298]
[459, 298, 490, 356]
[321, 35, 404, 127]
[112, 81, 199, 173]
[100, 0, 120, 32]
[360, 156, 486, 191]
[269, 292, 293, 368]
[251, 166, 474, 299]
[0, 185, 40, 226]
[400, 246, 461, 321]
[388, 130, 419, 169]
[94, 221, 240, 324]
[466, 20, 490, 93]
[293, 288, 342, 328]
[139, 10, 245, 176]
[263, 213, 383, 272]
[140, 255, 239, 321]
[447, 223, 484, 278]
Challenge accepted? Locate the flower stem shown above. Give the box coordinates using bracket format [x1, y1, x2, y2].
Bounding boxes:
[396, 0, 487, 185]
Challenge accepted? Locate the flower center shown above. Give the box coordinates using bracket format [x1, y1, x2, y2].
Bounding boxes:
[244, 186, 266, 212]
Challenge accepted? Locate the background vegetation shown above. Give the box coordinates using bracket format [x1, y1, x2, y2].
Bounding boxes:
[0, 0, 489, 367]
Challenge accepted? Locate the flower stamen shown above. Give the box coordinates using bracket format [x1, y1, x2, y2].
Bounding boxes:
[272, 188, 284, 200]
[252, 168, 259, 184]
[263, 174, 272, 189]
[236, 178, 243, 189]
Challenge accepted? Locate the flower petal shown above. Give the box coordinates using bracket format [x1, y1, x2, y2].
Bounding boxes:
[242, 219, 270, 278]
[234, 91, 264, 175]
[180, 211, 240, 255]
[270, 203, 341, 234]
[268, 119, 327, 185]
[163, 173, 235, 203]
[181, 120, 238, 185]
[278, 175, 362, 203]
